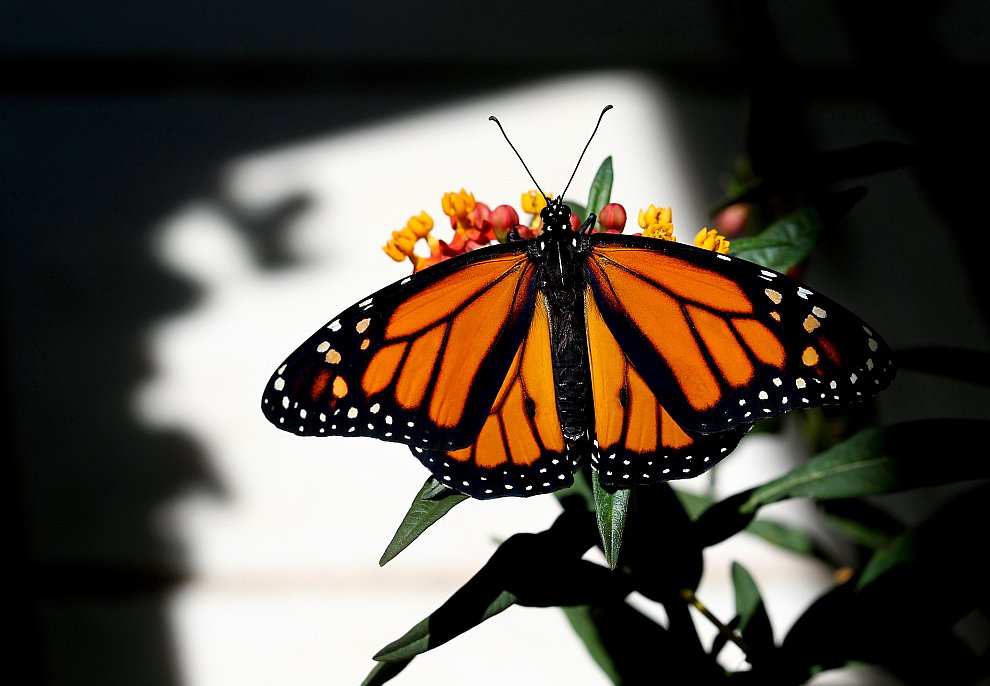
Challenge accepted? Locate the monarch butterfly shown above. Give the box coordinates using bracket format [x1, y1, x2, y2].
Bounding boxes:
[261, 107, 895, 499]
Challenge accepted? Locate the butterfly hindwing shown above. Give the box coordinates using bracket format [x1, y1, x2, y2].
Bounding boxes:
[411, 293, 577, 499]
[261, 243, 537, 451]
[585, 287, 749, 489]
[585, 234, 895, 435]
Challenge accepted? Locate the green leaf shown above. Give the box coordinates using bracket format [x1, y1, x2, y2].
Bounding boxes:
[593, 471, 629, 569]
[731, 561, 775, 654]
[586, 157, 613, 227]
[740, 420, 990, 514]
[374, 590, 518, 662]
[745, 518, 818, 557]
[671, 486, 714, 520]
[856, 483, 990, 592]
[379, 478, 468, 566]
[561, 606, 623, 684]
[360, 658, 412, 686]
[729, 207, 821, 272]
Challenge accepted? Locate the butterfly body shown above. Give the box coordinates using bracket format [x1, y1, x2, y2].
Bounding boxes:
[262, 197, 895, 499]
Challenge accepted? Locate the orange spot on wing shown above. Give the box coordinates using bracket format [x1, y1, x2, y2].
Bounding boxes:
[818, 336, 841, 365]
[586, 292, 626, 449]
[802, 346, 820, 367]
[624, 368, 658, 453]
[474, 419, 507, 468]
[502, 384, 543, 466]
[332, 376, 348, 398]
[659, 407, 693, 449]
[687, 305, 755, 387]
[734, 318, 786, 367]
[310, 369, 331, 402]
[448, 445, 473, 463]
[518, 296, 563, 453]
[395, 323, 447, 409]
[362, 341, 408, 396]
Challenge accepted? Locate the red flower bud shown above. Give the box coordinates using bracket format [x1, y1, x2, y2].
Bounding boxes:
[712, 203, 750, 237]
[490, 204, 520, 243]
[598, 203, 627, 233]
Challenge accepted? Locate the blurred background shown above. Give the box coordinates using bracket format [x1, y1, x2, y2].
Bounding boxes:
[3, 2, 988, 685]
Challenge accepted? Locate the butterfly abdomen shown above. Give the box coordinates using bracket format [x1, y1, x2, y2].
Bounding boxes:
[539, 235, 594, 443]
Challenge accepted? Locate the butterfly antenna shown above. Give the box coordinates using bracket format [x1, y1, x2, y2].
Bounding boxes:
[489, 115, 548, 202]
[560, 104, 613, 199]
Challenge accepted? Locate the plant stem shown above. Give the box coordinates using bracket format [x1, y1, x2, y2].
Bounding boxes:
[679, 588, 752, 658]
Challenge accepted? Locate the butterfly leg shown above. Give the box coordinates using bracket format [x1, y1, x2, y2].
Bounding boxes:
[580, 214, 598, 234]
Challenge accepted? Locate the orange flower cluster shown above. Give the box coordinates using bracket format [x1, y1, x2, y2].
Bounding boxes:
[383, 190, 731, 272]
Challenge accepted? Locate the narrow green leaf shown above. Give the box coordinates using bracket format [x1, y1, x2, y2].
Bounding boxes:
[823, 513, 895, 550]
[671, 486, 714, 521]
[731, 561, 774, 652]
[373, 590, 517, 661]
[745, 518, 818, 556]
[586, 157, 613, 227]
[360, 658, 412, 686]
[856, 483, 990, 591]
[740, 420, 990, 514]
[729, 207, 821, 272]
[561, 606, 622, 684]
[379, 478, 468, 566]
[593, 471, 629, 569]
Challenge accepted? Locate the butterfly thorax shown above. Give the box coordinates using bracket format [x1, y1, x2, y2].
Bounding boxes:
[531, 200, 593, 445]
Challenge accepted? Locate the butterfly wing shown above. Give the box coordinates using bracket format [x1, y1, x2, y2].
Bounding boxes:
[410, 293, 578, 499]
[585, 287, 749, 490]
[584, 234, 896, 435]
[261, 243, 538, 452]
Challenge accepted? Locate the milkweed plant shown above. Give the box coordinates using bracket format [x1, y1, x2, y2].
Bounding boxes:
[360, 153, 990, 686]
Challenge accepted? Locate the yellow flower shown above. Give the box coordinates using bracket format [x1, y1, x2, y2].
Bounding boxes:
[638, 204, 672, 230]
[520, 190, 548, 215]
[694, 227, 730, 254]
[638, 205, 675, 241]
[404, 211, 433, 238]
[441, 189, 476, 220]
[643, 221, 676, 241]
[383, 212, 435, 264]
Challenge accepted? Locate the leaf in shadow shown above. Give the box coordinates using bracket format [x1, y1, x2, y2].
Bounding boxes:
[620, 484, 705, 602]
[730, 562, 775, 660]
[380, 478, 468, 566]
[374, 508, 617, 662]
[693, 488, 758, 547]
[728, 206, 821, 272]
[740, 419, 990, 513]
[564, 599, 723, 686]
[776, 484, 990, 685]
[821, 498, 904, 551]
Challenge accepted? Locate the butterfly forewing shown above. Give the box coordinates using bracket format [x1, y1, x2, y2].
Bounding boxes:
[585, 234, 896, 435]
[261, 243, 536, 451]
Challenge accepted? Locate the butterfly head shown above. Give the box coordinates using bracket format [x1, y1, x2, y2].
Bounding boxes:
[540, 197, 573, 233]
